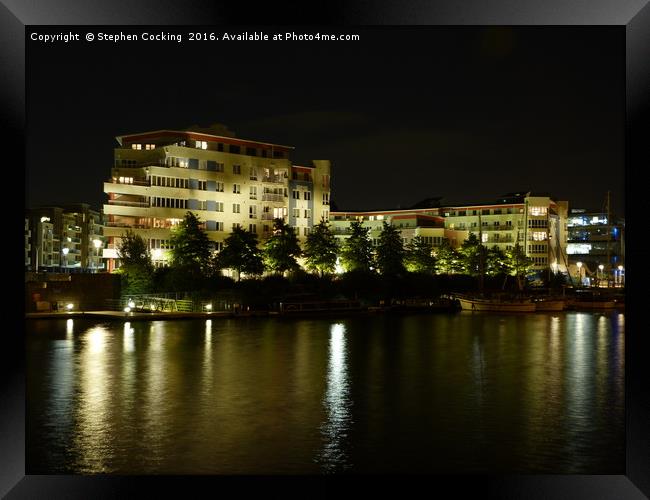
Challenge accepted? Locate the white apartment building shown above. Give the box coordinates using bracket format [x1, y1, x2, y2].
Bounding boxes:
[103, 129, 331, 269]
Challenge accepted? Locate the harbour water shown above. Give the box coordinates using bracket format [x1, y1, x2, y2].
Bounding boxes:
[26, 311, 625, 474]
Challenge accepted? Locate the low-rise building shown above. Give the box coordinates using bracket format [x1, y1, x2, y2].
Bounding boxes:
[330, 192, 569, 275]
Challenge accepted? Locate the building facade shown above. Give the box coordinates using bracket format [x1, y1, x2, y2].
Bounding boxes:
[330, 192, 569, 275]
[566, 208, 625, 285]
[26, 204, 106, 273]
[103, 129, 331, 269]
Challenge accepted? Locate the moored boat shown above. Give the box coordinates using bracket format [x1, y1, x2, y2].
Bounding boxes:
[533, 298, 567, 312]
[457, 295, 536, 313]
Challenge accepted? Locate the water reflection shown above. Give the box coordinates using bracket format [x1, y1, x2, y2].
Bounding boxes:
[123, 322, 135, 352]
[27, 312, 625, 474]
[74, 326, 111, 472]
[317, 323, 352, 472]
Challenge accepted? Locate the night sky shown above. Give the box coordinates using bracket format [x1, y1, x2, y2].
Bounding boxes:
[26, 27, 625, 216]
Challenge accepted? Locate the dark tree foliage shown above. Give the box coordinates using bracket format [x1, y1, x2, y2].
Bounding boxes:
[404, 235, 436, 274]
[116, 230, 153, 295]
[169, 211, 212, 270]
[303, 218, 339, 277]
[375, 221, 406, 276]
[459, 233, 487, 277]
[213, 226, 265, 281]
[485, 246, 509, 277]
[340, 220, 374, 272]
[263, 218, 302, 275]
[505, 242, 535, 290]
[434, 239, 463, 274]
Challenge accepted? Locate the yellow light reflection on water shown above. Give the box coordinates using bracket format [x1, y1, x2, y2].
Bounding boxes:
[74, 325, 111, 471]
[123, 322, 135, 352]
[318, 323, 351, 471]
[66, 318, 74, 337]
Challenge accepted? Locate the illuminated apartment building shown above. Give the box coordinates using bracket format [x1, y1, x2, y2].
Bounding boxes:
[330, 207, 468, 250]
[103, 129, 331, 269]
[566, 208, 624, 284]
[330, 192, 569, 274]
[441, 193, 569, 273]
[26, 204, 106, 272]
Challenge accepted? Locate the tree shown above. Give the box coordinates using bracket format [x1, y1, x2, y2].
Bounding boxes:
[459, 233, 487, 277]
[375, 221, 405, 276]
[169, 212, 212, 271]
[340, 220, 374, 272]
[303, 218, 339, 277]
[213, 226, 264, 281]
[116, 230, 153, 295]
[505, 242, 535, 290]
[404, 236, 436, 274]
[485, 246, 509, 277]
[434, 239, 462, 274]
[263, 218, 302, 274]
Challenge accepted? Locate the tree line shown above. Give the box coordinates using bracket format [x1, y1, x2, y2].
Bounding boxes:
[116, 212, 539, 295]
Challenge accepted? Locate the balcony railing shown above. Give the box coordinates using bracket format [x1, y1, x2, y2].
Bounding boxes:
[261, 214, 275, 220]
[105, 222, 150, 229]
[106, 178, 151, 187]
[262, 176, 286, 184]
[108, 200, 150, 208]
[262, 193, 285, 202]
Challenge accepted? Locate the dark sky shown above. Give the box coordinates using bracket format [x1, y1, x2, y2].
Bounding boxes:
[26, 26, 625, 216]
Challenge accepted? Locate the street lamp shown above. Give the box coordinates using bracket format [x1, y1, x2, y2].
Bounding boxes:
[93, 239, 102, 272]
[576, 261, 582, 286]
[618, 265, 624, 287]
[62, 247, 69, 272]
[598, 264, 605, 287]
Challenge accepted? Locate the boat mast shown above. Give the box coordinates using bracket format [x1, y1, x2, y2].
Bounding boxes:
[606, 191, 611, 285]
[478, 212, 484, 293]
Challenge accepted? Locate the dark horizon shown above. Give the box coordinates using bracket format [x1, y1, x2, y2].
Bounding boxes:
[26, 26, 625, 217]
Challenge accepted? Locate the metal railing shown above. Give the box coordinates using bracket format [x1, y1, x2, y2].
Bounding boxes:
[108, 200, 150, 207]
[261, 176, 286, 184]
[262, 193, 285, 202]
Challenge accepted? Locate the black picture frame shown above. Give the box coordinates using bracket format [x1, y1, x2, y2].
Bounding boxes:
[4, 0, 648, 497]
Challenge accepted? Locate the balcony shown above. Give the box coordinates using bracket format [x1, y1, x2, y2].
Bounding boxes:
[262, 175, 286, 184]
[262, 193, 285, 202]
[106, 178, 151, 187]
[108, 200, 150, 208]
[105, 222, 150, 229]
[261, 214, 275, 221]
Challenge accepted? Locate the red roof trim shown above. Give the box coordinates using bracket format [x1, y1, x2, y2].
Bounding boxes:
[117, 130, 294, 152]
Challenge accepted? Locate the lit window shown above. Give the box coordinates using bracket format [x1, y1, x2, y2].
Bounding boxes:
[195, 140, 207, 150]
[145, 144, 155, 150]
[131, 144, 142, 150]
[532, 231, 547, 241]
[529, 206, 547, 216]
